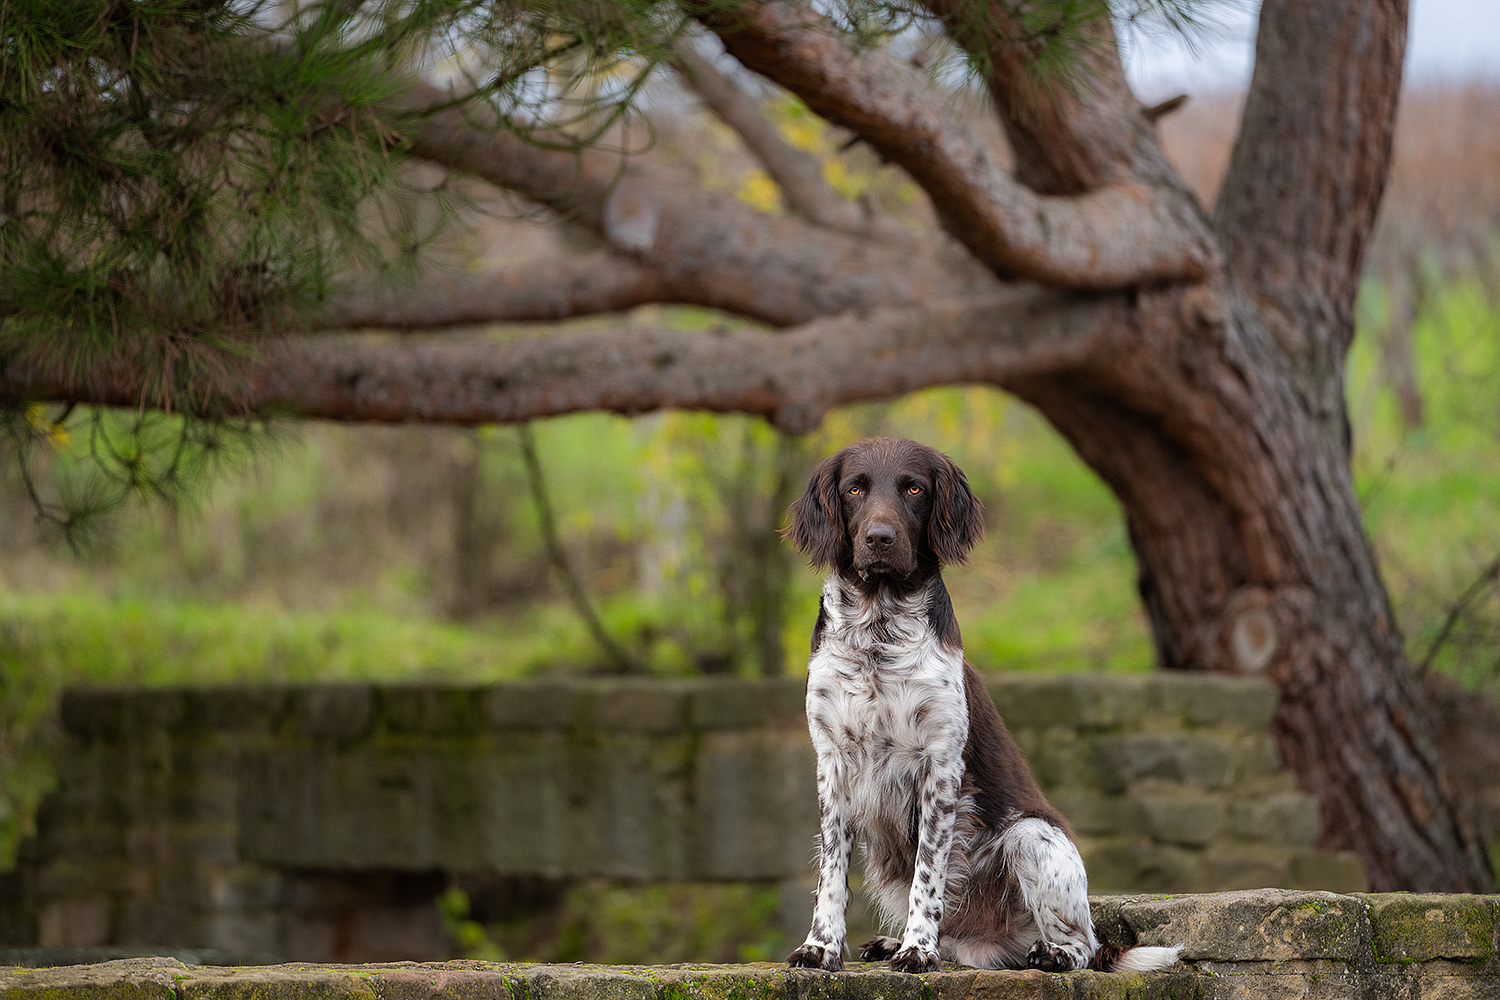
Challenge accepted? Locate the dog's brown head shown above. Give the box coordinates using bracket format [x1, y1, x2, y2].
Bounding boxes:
[786, 437, 983, 589]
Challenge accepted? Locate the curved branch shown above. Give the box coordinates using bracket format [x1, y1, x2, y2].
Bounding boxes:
[671, 41, 871, 235]
[400, 83, 997, 326]
[698, 0, 1215, 288]
[4, 290, 1125, 433]
[1214, 0, 1408, 342]
[918, 0, 1161, 196]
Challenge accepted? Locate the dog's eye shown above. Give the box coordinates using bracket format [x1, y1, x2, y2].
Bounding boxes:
[848, 486, 861, 496]
[907, 485, 922, 495]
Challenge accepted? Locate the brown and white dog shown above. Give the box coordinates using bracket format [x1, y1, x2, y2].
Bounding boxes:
[784, 437, 1181, 974]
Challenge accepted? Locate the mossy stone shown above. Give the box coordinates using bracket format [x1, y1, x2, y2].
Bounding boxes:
[1113, 888, 1367, 962]
[1359, 893, 1497, 964]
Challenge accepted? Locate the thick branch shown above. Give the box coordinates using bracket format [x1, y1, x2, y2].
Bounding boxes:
[321, 253, 668, 329]
[399, 83, 995, 327]
[1214, 0, 1408, 342]
[672, 42, 870, 235]
[697, 0, 1214, 288]
[920, 0, 1163, 196]
[5, 290, 1123, 433]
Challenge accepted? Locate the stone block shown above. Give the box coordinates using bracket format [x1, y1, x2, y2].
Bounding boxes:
[59, 690, 126, 740]
[1093, 733, 1234, 792]
[374, 968, 525, 1000]
[1065, 676, 1149, 729]
[121, 691, 189, 735]
[692, 732, 819, 880]
[1359, 893, 1497, 964]
[184, 687, 290, 732]
[205, 867, 285, 912]
[380, 687, 484, 735]
[1287, 851, 1368, 893]
[1047, 789, 1122, 837]
[483, 682, 579, 731]
[1200, 844, 1293, 892]
[0, 957, 187, 1000]
[1019, 728, 1083, 788]
[1185, 963, 1368, 1000]
[646, 966, 789, 1000]
[1113, 888, 1368, 962]
[590, 680, 690, 733]
[294, 686, 374, 741]
[1415, 974, 1500, 999]
[178, 965, 380, 1000]
[521, 967, 657, 1000]
[689, 679, 804, 731]
[988, 675, 1155, 731]
[986, 676, 1085, 730]
[1170, 674, 1278, 730]
[1132, 789, 1223, 847]
[1225, 791, 1321, 848]
[1230, 734, 1287, 783]
[37, 898, 111, 948]
[202, 911, 281, 957]
[1077, 839, 1209, 894]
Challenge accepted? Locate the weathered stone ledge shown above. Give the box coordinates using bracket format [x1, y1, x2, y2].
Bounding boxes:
[5, 891, 1498, 1000]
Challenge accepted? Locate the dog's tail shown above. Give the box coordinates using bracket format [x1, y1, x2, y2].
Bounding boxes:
[1090, 942, 1184, 972]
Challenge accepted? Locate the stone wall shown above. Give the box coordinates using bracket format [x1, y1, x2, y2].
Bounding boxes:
[4, 890, 1498, 1000]
[1, 674, 1366, 961]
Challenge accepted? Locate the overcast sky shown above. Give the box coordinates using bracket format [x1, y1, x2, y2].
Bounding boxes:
[1120, 0, 1500, 101]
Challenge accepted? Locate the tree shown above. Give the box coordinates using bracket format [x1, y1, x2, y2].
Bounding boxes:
[2, 0, 1492, 892]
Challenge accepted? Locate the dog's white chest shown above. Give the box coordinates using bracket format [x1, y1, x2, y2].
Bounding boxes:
[804, 579, 969, 819]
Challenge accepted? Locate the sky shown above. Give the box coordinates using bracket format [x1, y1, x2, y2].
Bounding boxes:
[1120, 0, 1500, 101]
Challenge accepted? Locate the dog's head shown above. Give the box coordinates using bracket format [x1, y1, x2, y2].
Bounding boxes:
[786, 437, 983, 588]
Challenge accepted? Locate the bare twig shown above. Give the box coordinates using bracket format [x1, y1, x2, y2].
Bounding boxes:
[1418, 552, 1500, 675]
[517, 423, 642, 674]
[671, 40, 872, 236]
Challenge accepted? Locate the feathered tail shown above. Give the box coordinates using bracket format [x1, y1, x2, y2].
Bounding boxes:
[1090, 943, 1184, 972]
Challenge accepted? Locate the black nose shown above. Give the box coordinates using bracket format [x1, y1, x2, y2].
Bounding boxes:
[866, 524, 897, 550]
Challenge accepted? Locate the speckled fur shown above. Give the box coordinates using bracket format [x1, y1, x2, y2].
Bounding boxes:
[785, 438, 1182, 976]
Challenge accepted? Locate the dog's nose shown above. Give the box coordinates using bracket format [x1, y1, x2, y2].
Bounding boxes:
[866, 524, 897, 550]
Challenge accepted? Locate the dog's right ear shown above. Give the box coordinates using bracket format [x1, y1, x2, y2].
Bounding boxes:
[784, 451, 847, 570]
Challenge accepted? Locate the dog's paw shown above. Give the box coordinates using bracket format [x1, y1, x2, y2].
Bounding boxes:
[788, 943, 844, 972]
[889, 945, 941, 974]
[858, 936, 900, 962]
[1026, 940, 1080, 973]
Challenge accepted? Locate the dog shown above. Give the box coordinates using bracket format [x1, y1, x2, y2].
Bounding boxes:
[783, 437, 1181, 975]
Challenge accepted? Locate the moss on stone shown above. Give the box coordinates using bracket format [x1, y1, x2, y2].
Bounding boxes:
[1359, 893, 1497, 964]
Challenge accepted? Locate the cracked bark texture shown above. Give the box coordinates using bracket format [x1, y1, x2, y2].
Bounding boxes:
[4, 0, 1491, 891]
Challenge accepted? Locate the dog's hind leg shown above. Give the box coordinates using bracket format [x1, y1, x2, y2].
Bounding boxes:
[1000, 818, 1097, 973]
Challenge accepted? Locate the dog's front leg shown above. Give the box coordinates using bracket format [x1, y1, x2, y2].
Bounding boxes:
[890, 759, 962, 973]
[788, 754, 854, 971]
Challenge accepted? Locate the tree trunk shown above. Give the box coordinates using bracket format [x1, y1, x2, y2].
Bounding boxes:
[1008, 279, 1494, 891]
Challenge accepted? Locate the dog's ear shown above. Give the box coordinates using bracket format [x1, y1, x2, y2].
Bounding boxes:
[784, 451, 847, 570]
[928, 452, 984, 565]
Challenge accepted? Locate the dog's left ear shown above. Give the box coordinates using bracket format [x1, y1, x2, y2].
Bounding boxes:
[784, 450, 848, 570]
[927, 452, 984, 565]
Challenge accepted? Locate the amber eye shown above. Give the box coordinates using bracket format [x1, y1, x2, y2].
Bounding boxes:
[848, 486, 861, 495]
[908, 485, 922, 495]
